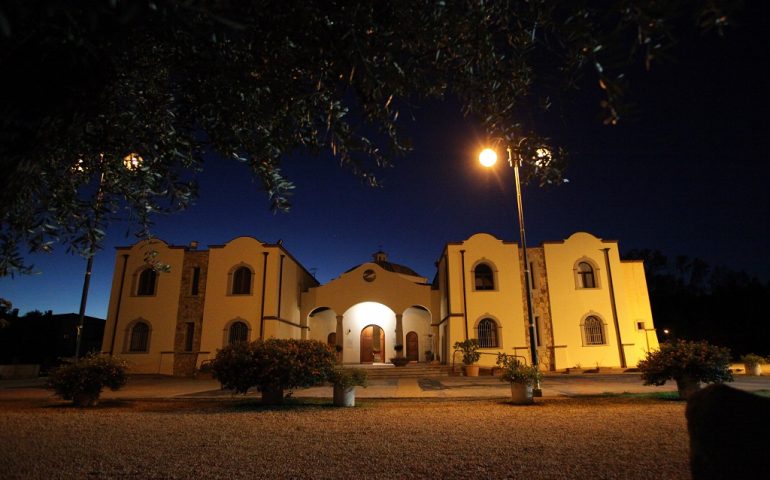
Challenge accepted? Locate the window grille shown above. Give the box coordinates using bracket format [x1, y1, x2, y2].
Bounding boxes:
[129, 322, 150, 352]
[477, 318, 498, 348]
[584, 316, 605, 345]
[229, 321, 249, 344]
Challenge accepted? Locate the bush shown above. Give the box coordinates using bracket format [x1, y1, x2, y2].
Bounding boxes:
[329, 367, 368, 389]
[638, 339, 733, 386]
[46, 353, 128, 405]
[496, 353, 542, 386]
[453, 339, 480, 365]
[740, 353, 766, 367]
[211, 339, 337, 395]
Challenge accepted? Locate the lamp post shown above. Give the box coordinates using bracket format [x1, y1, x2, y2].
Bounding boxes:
[74, 153, 142, 359]
[479, 144, 544, 396]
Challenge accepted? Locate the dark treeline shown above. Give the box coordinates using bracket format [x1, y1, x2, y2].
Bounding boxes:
[624, 249, 770, 358]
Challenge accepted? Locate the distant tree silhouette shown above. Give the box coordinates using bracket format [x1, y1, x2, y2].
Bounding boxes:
[624, 249, 770, 358]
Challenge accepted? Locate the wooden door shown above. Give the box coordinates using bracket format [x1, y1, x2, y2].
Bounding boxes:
[361, 325, 385, 363]
[406, 331, 419, 362]
[360, 326, 373, 363]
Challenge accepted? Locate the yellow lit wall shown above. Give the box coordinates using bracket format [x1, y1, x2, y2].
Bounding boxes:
[101, 240, 185, 374]
[442, 233, 527, 367]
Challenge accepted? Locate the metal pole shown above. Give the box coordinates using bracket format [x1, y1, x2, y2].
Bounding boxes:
[509, 147, 542, 396]
[74, 254, 95, 359]
[75, 171, 105, 360]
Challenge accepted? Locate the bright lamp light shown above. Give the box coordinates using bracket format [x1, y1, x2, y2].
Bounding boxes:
[479, 148, 497, 167]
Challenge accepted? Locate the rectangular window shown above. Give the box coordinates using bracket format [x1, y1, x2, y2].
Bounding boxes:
[184, 322, 195, 352]
[191, 267, 200, 296]
[535, 316, 542, 347]
[637, 321, 646, 330]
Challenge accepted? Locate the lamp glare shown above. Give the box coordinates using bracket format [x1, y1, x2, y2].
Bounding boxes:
[479, 148, 497, 167]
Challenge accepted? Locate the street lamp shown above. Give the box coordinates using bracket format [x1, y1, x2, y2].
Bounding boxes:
[479, 144, 546, 396]
[74, 153, 143, 359]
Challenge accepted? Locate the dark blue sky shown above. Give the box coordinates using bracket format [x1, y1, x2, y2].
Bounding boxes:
[2, 4, 769, 317]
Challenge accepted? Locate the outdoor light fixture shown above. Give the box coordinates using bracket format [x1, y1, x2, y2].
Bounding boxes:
[74, 152, 143, 359]
[479, 142, 546, 396]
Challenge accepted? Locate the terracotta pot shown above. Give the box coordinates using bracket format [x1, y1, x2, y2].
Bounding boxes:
[675, 376, 701, 400]
[463, 365, 480, 377]
[510, 383, 534, 405]
[333, 385, 356, 407]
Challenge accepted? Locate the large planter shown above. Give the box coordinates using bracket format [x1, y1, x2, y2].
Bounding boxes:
[745, 363, 762, 376]
[333, 385, 356, 407]
[463, 365, 480, 377]
[675, 376, 702, 400]
[391, 357, 410, 367]
[510, 383, 534, 405]
[261, 387, 285, 405]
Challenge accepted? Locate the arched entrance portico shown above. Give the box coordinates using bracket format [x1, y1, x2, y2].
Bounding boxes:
[360, 325, 386, 363]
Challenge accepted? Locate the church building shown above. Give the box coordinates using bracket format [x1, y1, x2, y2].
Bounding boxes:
[101, 232, 659, 375]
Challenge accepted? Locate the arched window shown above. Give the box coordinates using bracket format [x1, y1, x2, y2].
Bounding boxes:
[577, 262, 596, 288]
[137, 268, 157, 296]
[583, 316, 606, 345]
[228, 321, 249, 344]
[474, 263, 495, 291]
[129, 322, 150, 352]
[477, 318, 499, 348]
[232, 266, 252, 295]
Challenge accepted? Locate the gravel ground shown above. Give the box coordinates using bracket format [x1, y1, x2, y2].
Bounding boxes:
[0, 396, 689, 479]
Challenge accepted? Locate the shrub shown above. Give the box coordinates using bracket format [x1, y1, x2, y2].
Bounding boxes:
[211, 339, 337, 396]
[211, 341, 259, 394]
[453, 339, 480, 365]
[638, 339, 733, 387]
[329, 367, 368, 389]
[740, 353, 766, 367]
[496, 353, 542, 386]
[46, 353, 128, 405]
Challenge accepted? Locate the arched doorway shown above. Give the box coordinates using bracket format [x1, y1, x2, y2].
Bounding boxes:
[406, 331, 419, 362]
[360, 325, 385, 363]
[327, 332, 336, 348]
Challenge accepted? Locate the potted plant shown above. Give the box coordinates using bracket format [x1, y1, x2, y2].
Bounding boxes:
[329, 367, 368, 407]
[740, 353, 766, 376]
[390, 344, 409, 366]
[46, 353, 128, 407]
[454, 339, 481, 376]
[637, 339, 733, 400]
[496, 353, 542, 404]
[425, 350, 434, 362]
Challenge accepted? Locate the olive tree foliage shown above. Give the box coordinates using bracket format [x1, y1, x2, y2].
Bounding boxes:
[0, 0, 736, 275]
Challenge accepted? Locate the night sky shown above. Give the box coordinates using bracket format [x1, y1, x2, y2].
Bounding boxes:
[2, 4, 769, 318]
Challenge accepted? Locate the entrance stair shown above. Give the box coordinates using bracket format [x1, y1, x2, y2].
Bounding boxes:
[346, 363, 452, 379]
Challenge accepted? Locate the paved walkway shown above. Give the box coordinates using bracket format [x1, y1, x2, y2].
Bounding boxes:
[1, 373, 768, 402]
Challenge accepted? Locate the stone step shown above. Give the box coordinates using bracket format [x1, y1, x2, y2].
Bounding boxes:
[343, 363, 453, 378]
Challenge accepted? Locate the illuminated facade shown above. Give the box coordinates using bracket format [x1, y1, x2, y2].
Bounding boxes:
[101, 232, 658, 375]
